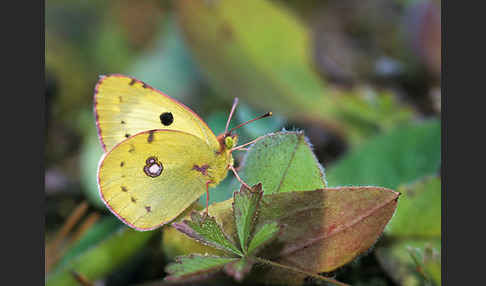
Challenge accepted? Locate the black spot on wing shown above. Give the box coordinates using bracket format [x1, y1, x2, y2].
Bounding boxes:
[160, 112, 174, 126]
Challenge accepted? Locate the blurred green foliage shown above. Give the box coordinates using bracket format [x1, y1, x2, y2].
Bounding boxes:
[326, 119, 440, 189]
[46, 218, 156, 286]
[46, 0, 440, 285]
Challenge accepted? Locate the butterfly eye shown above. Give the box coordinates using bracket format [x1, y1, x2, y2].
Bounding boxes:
[160, 112, 174, 126]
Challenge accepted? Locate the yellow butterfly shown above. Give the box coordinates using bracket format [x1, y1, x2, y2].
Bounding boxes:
[95, 74, 270, 231]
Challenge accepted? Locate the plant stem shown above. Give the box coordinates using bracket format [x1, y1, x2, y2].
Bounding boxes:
[254, 257, 350, 286]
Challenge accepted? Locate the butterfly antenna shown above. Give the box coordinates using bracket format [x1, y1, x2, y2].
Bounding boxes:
[227, 112, 272, 134]
[225, 97, 239, 135]
[231, 135, 266, 152]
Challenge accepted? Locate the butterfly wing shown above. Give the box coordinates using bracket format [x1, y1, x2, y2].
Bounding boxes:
[98, 130, 228, 230]
[94, 74, 219, 152]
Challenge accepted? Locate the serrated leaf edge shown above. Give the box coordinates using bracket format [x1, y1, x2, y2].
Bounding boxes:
[172, 212, 243, 256]
[232, 184, 263, 253]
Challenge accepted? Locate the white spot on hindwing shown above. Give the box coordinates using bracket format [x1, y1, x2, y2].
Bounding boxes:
[143, 157, 163, 178]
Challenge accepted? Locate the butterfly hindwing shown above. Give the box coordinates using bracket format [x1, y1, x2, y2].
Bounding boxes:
[94, 74, 219, 152]
[98, 130, 228, 230]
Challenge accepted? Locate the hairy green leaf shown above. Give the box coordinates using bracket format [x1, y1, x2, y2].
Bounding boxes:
[165, 255, 238, 281]
[327, 119, 440, 189]
[247, 221, 280, 255]
[172, 212, 242, 256]
[233, 184, 263, 253]
[239, 131, 326, 194]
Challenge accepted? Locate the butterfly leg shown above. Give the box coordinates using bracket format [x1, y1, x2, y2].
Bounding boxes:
[228, 165, 251, 190]
[204, 180, 213, 215]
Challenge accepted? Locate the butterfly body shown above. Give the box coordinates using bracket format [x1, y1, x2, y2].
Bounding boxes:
[95, 75, 238, 230]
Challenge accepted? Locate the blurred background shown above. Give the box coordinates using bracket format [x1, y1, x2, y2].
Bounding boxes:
[45, 0, 441, 285]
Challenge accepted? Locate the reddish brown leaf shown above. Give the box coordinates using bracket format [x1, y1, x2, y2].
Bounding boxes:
[209, 186, 399, 273]
[163, 186, 399, 276]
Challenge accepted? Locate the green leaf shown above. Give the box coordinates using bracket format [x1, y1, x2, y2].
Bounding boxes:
[223, 257, 255, 282]
[247, 221, 280, 255]
[54, 216, 122, 268]
[327, 119, 441, 189]
[46, 226, 155, 286]
[172, 212, 242, 256]
[175, 0, 413, 144]
[239, 131, 327, 194]
[165, 255, 238, 281]
[386, 176, 441, 237]
[233, 184, 263, 253]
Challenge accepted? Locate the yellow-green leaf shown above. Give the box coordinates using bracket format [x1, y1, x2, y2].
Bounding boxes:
[175, 0, 413, 144]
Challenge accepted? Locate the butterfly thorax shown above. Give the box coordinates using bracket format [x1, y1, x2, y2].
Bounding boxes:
[206, 133, 238, 187]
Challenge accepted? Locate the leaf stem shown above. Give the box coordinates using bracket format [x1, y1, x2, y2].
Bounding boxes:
[254, 257, 349, 286]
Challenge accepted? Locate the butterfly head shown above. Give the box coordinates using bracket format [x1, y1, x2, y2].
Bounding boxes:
[216, 132, 238, 153]
[224, 134, 238, 149]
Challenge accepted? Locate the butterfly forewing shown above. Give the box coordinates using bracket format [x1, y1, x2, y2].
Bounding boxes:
[94, 74, 219, 152]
